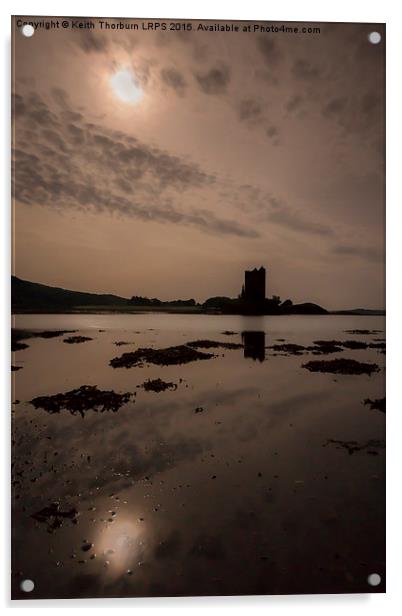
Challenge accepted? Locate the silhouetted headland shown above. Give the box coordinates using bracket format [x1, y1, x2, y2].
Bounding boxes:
[11, 272, 384, 315]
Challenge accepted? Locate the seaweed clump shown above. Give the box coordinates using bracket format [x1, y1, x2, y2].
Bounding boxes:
[323, 438, 385, 455]
[63, 336, 93, 344]
[364, 397, 386, 413]
[110, 345, 215, 368]
[31, 502, 78, 532]
[186, 339, 243, 350]
[302, 358, 380, 376]
[30, 385, 131, 416]
[344, 329, 382, 335]
[11, 329, 76, 351]
[267, 343, 309, 356]
[310, 341, 344, 354]
[139, 378, 178, 392]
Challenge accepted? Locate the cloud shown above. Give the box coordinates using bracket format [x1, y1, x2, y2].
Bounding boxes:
[292, 59, 321, 81]
[76, 25, 109, 54]
[233, 186, 334, 237]
[160, 67, 187, 96]
[268, 205, 334, 236]
[12, 90, 259, 239]
[285, 94, 303, 114]
[256, 37, 281, 67]
[322, 96, 347, 117]
[194, 65, 230, 95]
[333, 244, 384, 262]
[237, 98, 263, 123]
[266, 125, 279, 145]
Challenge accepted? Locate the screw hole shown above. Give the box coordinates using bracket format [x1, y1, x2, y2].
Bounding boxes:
[20, 578, 35, 592]
[367, 573, 381, 587]
[21, 24, 35, 37]
[368, 31, 381, 45]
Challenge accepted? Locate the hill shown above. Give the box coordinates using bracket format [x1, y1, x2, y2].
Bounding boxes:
[12, 276, 129, 312]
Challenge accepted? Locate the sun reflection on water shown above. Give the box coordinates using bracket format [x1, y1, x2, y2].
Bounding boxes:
[95, 515, 146, 577]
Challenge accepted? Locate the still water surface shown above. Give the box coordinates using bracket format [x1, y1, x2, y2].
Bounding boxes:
[12, 314, 385, 598]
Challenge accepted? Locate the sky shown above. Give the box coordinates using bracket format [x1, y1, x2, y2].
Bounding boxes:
[12, 17, 385, 309]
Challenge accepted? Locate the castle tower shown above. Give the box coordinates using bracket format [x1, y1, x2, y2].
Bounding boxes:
[243, 267, 266, 302]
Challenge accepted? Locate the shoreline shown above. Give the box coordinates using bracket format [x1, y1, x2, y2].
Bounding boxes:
[12, 307, 386, 317]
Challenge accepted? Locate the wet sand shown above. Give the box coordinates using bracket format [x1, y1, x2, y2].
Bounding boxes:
[11, 314, 385, 598]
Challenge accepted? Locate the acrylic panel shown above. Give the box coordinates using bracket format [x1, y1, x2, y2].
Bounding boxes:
[11, 16, 385, 599]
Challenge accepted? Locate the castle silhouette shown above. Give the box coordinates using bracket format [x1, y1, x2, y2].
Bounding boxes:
[240, 267, 266, 303]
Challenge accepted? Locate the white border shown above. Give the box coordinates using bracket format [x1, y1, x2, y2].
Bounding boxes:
[2, 1, 401, 614]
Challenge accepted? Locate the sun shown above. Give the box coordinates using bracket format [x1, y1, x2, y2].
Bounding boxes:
[110, 69, 143, 104]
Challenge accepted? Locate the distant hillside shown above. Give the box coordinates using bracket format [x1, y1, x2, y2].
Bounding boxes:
[12, 276, 129, 312]
[330, 308, 386, 316]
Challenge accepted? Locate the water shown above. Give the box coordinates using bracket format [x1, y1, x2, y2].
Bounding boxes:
[11, 314, 385, 598]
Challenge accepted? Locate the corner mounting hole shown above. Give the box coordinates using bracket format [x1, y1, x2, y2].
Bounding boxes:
[20, 578, 34, 592]
[367, 573, 381, 587]
[368, 31, 381, 45]
[21, 24, 35, 37]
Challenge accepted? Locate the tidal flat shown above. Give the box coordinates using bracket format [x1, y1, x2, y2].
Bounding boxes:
[11, 313, 385, 598]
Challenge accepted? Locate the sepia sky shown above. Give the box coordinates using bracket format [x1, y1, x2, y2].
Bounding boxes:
[12, 17, 385, 308]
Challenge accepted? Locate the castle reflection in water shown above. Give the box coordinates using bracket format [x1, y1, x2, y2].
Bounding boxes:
[241, 331, 265, 362]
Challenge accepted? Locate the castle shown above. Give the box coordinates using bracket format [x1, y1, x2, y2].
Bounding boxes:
[240, 266, 266, 303]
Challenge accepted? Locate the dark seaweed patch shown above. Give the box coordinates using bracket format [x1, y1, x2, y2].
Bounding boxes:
[302, 358, 380, 375]
[30, 385, 132, 416]
[186, 339, 243, 350]
[364, 397, 386, 413]
[344, 329, 383, 335]
[139, 378, 178, 392]
[31, 502, 78, 532]
[323, 438, 385, 455]
[63, 336, 93, 344]
[310, 341, 344, 354]
[266, 343, 307, 355]
[11, 329, 76, 351]
[110, 345, 215, 368]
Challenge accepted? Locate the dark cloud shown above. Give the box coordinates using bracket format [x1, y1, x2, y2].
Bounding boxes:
[333, 244, 383, 262]
[361, 91, 381, 115]
[160, 67, 187, 96]
[266, 126, 279, 145]
[76, 27, 109, 54]
[285, 94, 303, 114]
[322, 97, 347, 117]
[12, 90, 259, 239]
[51, 87, 70, 108]
[257, 37, 281, 66]
[292, 59, 321, 80]
[234, 186, 333, 237]
[194, 65, 230, 95]
[237, 98, 263, 123]
[268, 205, 334, 236]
